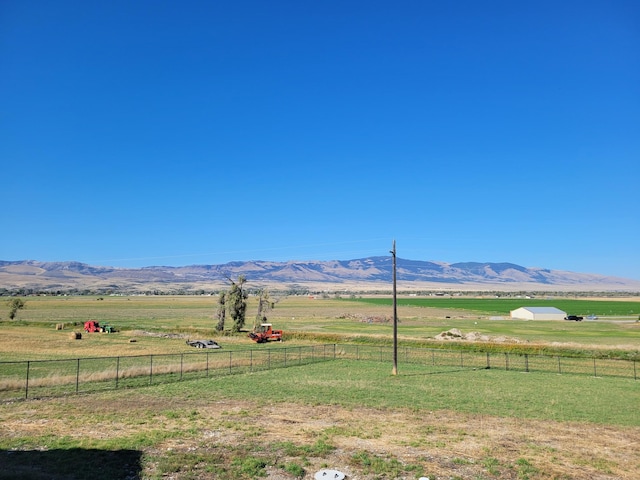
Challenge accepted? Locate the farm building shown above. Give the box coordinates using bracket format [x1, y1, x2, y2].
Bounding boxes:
[510, 306, 567, 320]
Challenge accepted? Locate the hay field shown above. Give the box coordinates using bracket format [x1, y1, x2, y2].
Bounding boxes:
[2, 294, 639, 361]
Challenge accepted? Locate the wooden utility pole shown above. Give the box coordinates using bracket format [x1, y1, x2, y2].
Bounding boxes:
[391, 240, 398, 375]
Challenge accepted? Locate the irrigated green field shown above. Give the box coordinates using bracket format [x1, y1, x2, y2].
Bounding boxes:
[355, 296, 640, 317]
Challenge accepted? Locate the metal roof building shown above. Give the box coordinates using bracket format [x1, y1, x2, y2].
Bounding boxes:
[510, 306, 567, 320]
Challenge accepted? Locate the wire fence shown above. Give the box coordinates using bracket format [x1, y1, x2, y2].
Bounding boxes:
[0, 344, 338, 402]
[0, 344, 636, 402]
[336, 345, 638, 380]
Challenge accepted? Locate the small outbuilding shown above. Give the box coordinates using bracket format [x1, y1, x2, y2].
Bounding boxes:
[510, 306, 567, 320]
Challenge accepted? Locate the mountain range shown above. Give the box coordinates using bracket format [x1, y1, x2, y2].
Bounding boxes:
[1, 258, 639, 293]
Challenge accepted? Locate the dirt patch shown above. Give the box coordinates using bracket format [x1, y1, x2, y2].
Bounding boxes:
[434, 328, 526, 344]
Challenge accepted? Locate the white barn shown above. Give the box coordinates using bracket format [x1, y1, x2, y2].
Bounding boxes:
[510, 306, 567, 320]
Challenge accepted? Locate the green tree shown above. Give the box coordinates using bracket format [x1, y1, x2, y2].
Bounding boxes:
[6, 298, 26, 320]
[215, 291, 227, 331]
[227, 275, 248, 333]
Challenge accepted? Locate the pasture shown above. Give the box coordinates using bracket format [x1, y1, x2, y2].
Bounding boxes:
[1, 294, 640, 479]
[2, 295, 639, 361]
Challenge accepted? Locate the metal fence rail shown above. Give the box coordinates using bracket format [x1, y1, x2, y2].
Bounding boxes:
[0, 344, 636, 402]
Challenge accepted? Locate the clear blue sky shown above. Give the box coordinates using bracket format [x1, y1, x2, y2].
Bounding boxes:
[1, 1, 639, 279]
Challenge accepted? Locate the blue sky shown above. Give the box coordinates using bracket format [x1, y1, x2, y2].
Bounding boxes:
[1, 0, 639, 279]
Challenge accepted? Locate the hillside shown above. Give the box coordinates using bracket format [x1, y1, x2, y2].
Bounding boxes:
[1, 258, 639, 293]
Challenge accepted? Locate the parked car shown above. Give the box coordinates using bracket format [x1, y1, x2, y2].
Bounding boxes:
[186, 339, 221, 349]
[564, 315, 583, 321]
[586, 314, 598, 320]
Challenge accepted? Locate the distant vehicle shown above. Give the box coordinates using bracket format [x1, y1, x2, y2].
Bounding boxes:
[586, 314, 598, 320]
[564, 315, 583, 321]
[186, 339, 221, 349]
[84, 320, 116, 333]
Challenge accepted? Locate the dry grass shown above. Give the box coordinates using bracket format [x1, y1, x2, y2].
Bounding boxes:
[2, 392, 639, 479]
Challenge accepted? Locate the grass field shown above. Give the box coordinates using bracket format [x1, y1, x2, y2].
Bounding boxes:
[1, 294, 640, 479]
[1, 360, 639, 479]
[2, 295, 639, 361]
[353, 296, 640, 317]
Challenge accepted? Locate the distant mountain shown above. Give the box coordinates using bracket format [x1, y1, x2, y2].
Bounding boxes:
[1, 258, 639, 293]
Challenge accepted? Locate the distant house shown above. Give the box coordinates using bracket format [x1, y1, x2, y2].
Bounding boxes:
[510, 306, 567, 320]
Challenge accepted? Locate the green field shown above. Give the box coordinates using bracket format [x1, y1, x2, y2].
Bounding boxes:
[353, 296, 640, 317]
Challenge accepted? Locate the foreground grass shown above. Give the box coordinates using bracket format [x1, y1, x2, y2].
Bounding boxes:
[150, 360, 640, 426]
[2, 360, 640, 479]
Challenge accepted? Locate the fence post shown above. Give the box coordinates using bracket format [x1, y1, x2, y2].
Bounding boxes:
[206, 352, 210, 377]
[634, 359, 637, 381]
[25, 361, 30, 400]
[505, 353, 509, 371]
[149, 355, 153, 384]
[284, 348, 287, 367]
[557, 356, 561, 374]
[333, 344, 336, 360]
[250, 350, 253, 373]
[460, 351, 464, 368]
[180, 354, 184, 381]
[593, 357, 597, 377]
[76, 358, 80, 394]
[525, 354, 529, 373]
[116, 356, 120, 389]
[229, 351, 233, 374]
[268, 350, 271, 369]
[486, 352, 490, 369]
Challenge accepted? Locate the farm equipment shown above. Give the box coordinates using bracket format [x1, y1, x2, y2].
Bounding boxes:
[83, 320, 116, 333]
[248, 323, 283, 343]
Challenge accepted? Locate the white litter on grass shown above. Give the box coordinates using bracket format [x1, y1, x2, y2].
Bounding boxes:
[314, 469, 346, 480]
